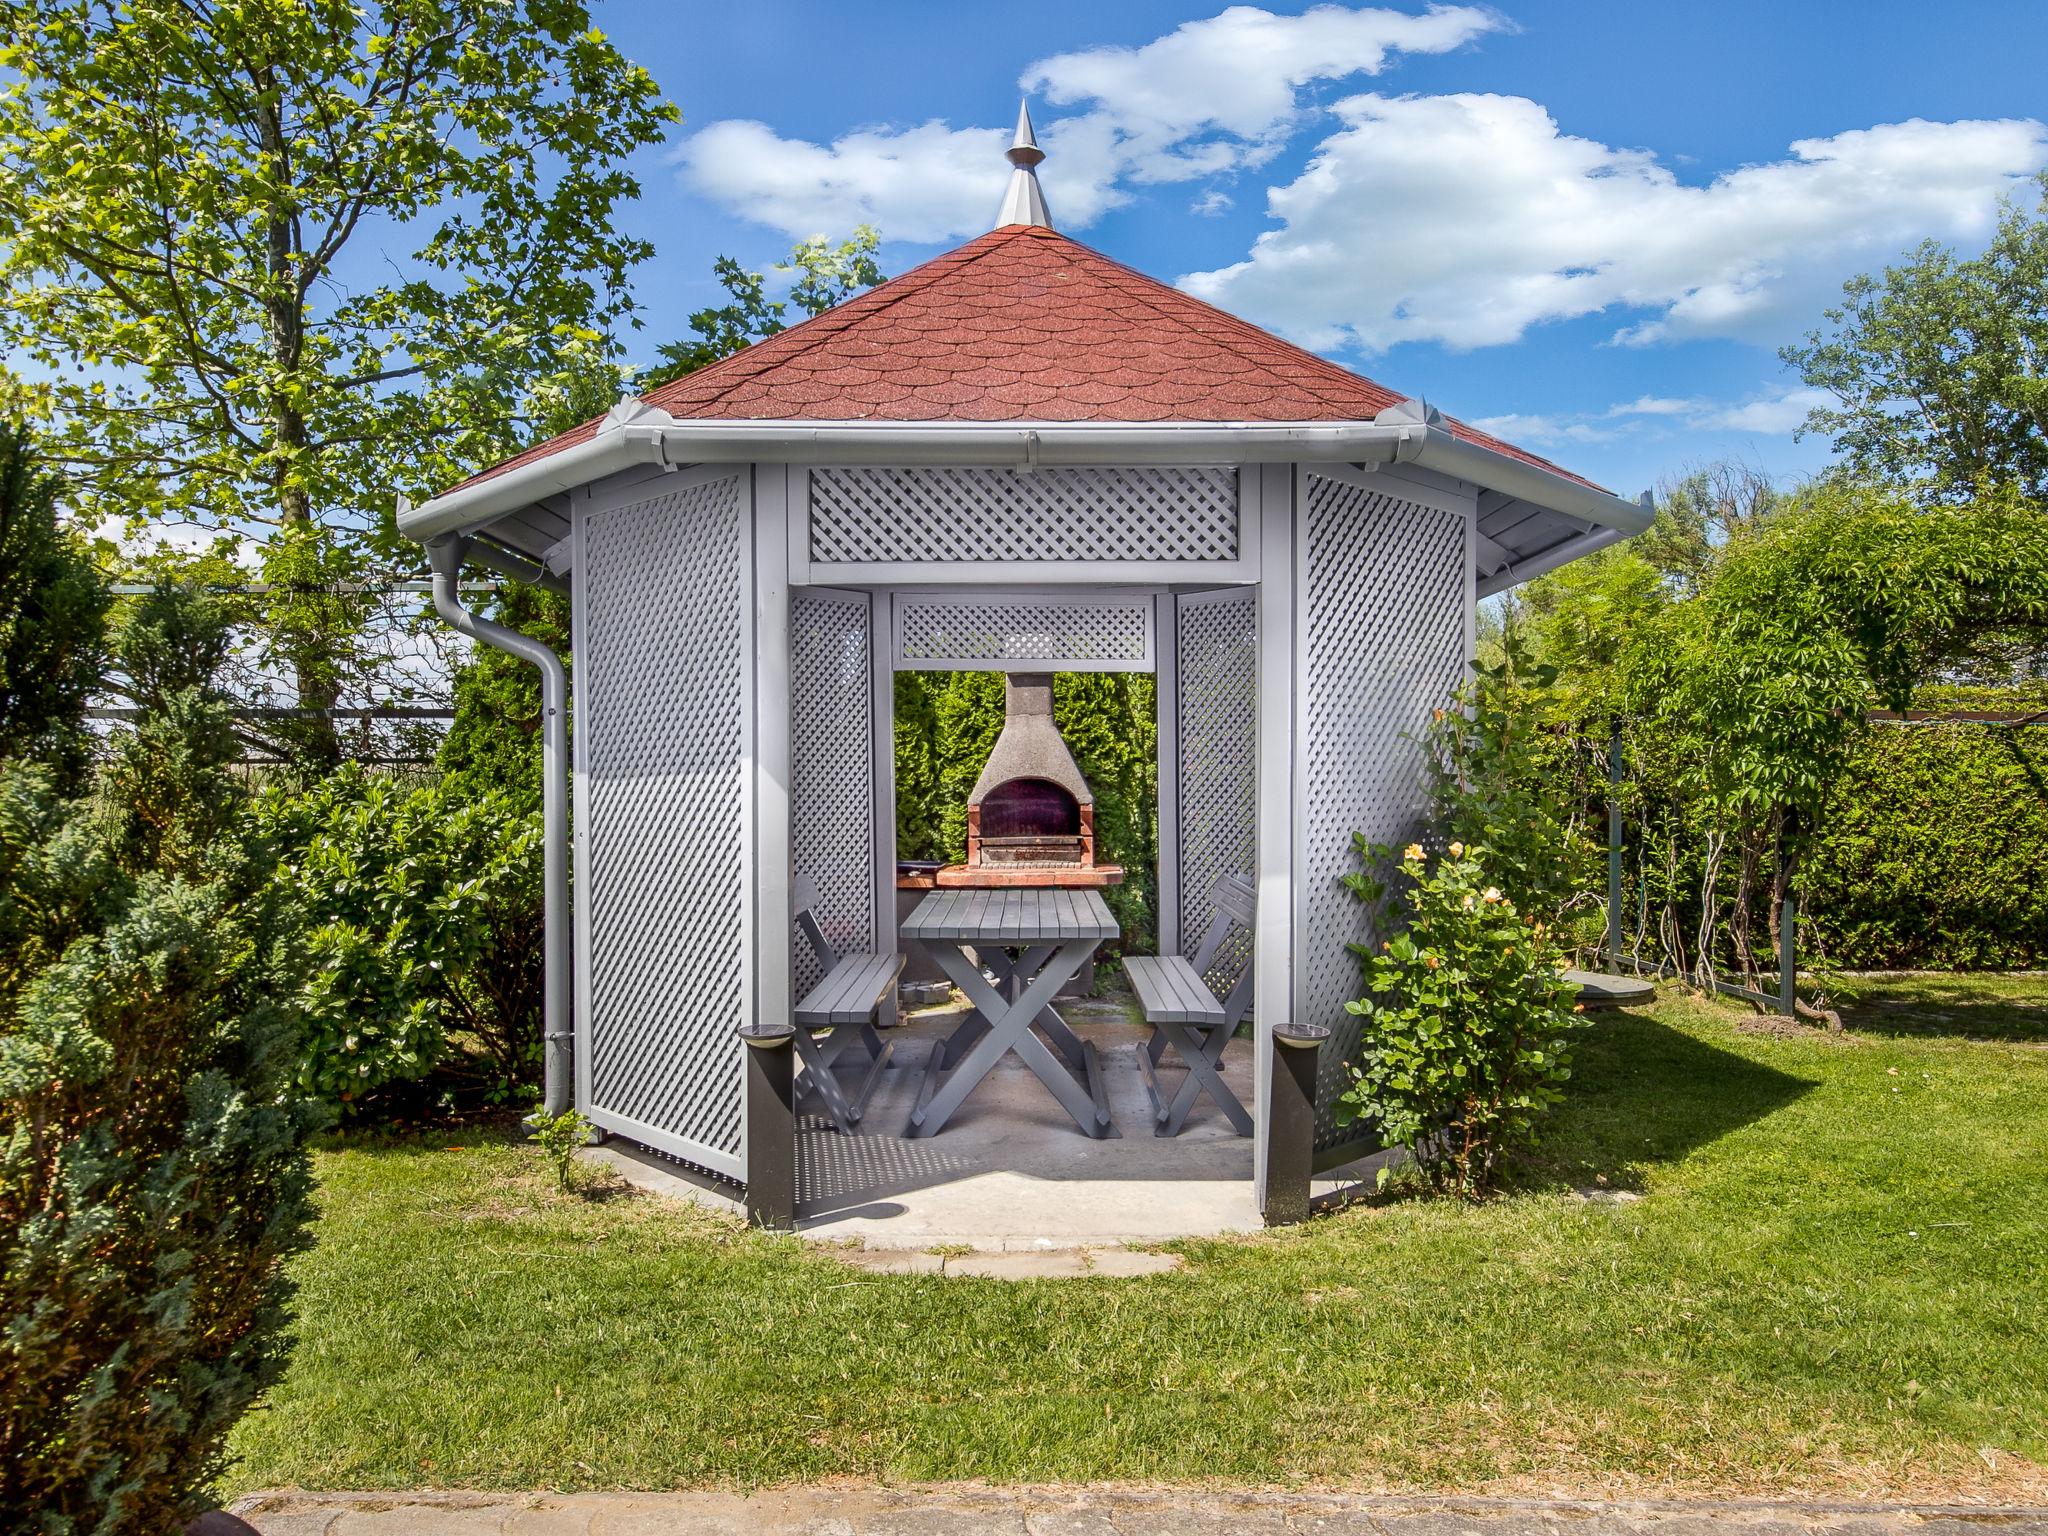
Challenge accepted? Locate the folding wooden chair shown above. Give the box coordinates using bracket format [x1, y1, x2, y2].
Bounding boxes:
[1121, 873, 1256, 1137]
[792, 874, 903, 1135]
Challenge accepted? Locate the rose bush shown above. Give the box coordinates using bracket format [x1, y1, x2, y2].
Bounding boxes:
[1339, 839, 1584, 1198]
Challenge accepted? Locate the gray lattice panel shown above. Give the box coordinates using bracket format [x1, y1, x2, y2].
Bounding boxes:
[1299, 475, 1469, 1149]
[896, 594, 1153, 671]
[582, 473, 748, 1164]
[1174, 590, 1258, 988]
[809, 466, 1239, 563]
[791, 591, 876, 1000]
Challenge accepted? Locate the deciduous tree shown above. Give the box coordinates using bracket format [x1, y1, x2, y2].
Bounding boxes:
[0, 0, 677, 759]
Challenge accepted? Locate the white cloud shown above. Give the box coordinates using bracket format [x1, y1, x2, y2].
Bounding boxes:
[1182, 94, 2048, 350]
[1475, 385, 1834, 448]
[1022, 4, 1503, 182]
[1467, 412, 1619, 447]
[672, 4, 1502, 241]
[1693, 386, 1834, 434]
[1607, 395, 1700, 418]
[671, 117, 1127, 245]
[1191, 189, 1235, 216]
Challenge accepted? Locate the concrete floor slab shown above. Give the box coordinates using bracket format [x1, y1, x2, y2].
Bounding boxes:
[576, 1000, 1393, 1250]
[789, 1003, 1386, 1248]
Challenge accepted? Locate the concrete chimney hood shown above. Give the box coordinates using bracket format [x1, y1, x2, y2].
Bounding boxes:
[968, 674, 1090, 806]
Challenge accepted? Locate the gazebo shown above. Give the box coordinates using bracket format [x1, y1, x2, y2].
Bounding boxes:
[400, 107, 1650, 1230]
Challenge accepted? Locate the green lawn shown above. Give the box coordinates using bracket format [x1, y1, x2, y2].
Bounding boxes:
[227, 981, 2048, 1501]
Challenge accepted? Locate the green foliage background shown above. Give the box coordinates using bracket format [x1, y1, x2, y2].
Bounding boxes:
[894, 670, 1158, 956]
[1806, 716, 2048, 969]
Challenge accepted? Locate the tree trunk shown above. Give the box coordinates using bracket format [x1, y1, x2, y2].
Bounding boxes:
[256, 79, 342, 767]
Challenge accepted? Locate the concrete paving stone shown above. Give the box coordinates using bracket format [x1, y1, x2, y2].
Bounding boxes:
[230, 1494, 2048, 1536]
[330, 1504, 511, 1536]
[944, 1250, 1094, 1279]
[1017, 1504, 1124, 1535]
[1080, 1248, 1183, 1277]
[834, 1247, 947, 1275]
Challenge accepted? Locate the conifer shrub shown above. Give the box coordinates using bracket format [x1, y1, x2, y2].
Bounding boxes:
[0, 583, 321, 1532]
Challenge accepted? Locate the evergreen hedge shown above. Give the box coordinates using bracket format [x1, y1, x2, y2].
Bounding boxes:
[1807, 720, 2048, 970]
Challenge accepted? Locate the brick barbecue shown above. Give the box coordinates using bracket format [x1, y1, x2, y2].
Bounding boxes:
[936, 673, 1122, 889]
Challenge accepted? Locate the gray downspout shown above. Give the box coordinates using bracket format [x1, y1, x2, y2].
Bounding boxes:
[426, 534, 574, 1117]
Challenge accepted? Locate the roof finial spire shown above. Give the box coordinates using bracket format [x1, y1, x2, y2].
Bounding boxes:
[995, 98, 1053, 231]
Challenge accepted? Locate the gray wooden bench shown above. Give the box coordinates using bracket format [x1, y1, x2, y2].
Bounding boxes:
[1123, 873, 1256, 1137]
[793, 874, 904, 1135]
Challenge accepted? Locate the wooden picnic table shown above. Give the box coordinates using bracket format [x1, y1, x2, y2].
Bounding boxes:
[900, 887, 1120, 1139]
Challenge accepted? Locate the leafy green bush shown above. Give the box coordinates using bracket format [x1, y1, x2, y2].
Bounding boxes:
[524, 1106, 597, 1192]
[1424, 632, 1600, 929]
[0, 583, 320, 1532]
[259, 768, 544, 1109]
[0, 422, 110, 782]
[1340, 841, 1584, 1198]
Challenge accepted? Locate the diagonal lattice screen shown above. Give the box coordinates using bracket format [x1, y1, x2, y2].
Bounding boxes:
[895, 593, 1153, 671]
[1174, 589, 1258, 989]
[1299, 474, 1469, 1152]
[790, 590, 877, 1001]
[581, 472, 749, 1173]
[809, 466, 1239, 563]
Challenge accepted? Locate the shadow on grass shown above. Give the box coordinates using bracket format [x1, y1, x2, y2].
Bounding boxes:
[1521, 1008, 1817, 1190]
[1828, 975, 2048, 1044]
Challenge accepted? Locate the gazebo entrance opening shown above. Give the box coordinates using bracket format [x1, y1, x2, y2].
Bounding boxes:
[783, 578, 1266, 1237]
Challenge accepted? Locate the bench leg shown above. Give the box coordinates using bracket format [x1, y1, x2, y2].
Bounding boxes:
[792, 1026, 859, 1136]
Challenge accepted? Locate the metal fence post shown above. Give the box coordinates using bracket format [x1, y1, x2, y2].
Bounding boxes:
[1606, 722, 1624, 965]
[1262, 1022, 1329, 1226]
[737, 1023, 797, 1230]
[1778, 821, 1798, 1018]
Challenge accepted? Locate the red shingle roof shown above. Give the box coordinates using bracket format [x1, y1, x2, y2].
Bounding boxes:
[462, 225, 1594, 491]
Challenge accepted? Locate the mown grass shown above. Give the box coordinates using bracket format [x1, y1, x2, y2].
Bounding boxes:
[226, 981, 2048, 1500]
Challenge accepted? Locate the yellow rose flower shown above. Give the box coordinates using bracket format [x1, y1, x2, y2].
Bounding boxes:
[1402, 842, 1424, 861]
[1448, 841, 1465, 858]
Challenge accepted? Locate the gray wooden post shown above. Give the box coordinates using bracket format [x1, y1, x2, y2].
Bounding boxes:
[738, 1023, 797, 1230]
[1606, 722, 1624, 965]
[1262, 1021, 1329, 1226]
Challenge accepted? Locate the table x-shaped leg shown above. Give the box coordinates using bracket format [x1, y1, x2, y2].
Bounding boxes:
[912, 938, 1112, 1139]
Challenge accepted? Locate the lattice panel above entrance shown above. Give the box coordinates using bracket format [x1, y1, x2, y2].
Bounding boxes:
[1298, 472, 1469, 1154]
[894, 592, 1154, 672]
[809, 466, 1239, 564]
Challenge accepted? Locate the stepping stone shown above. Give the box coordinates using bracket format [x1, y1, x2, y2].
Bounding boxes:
[1563, 969, 1657, 1009]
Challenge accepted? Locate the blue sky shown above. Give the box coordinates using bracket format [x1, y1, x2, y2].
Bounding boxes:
[592, 0, 2048, 499]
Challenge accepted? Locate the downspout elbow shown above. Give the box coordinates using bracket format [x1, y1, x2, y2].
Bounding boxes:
[428, 536, 574, 1119]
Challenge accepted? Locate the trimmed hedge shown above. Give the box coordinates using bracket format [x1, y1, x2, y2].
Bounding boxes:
[1807, 721, 2048, 969]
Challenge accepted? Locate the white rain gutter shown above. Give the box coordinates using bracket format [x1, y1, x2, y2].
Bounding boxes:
[396, 399, 1655, 549]
[424, 534, 573, 1117]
